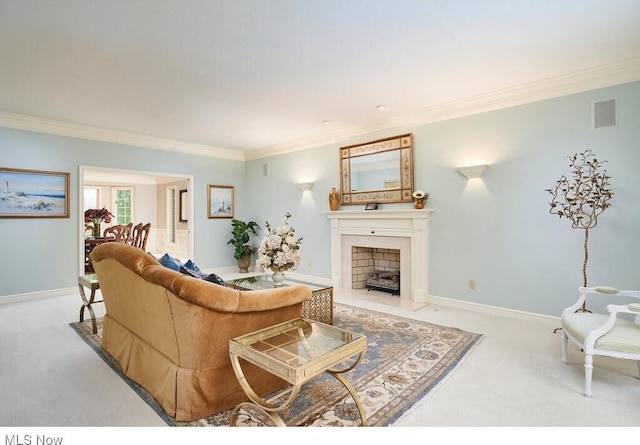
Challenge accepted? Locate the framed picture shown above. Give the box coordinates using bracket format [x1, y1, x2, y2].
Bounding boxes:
[0, 167, 70, 218]
[179, 189, 188, 222]
[207, 185, 234, 218]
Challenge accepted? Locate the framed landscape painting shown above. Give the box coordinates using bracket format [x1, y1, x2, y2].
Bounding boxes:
[207, 185, 234, 218]
[0, 167, 70, 218]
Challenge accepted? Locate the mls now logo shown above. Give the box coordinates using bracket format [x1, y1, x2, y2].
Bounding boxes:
[5, 436, 63, 445]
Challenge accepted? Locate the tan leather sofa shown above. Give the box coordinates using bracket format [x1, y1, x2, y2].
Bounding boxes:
[90, 242, 311, 422]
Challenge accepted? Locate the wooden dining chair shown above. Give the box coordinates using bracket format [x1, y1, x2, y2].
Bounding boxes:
[129, 223, 143, 246]
[103, 223, 133, 243]
[132, 223, 151, 251]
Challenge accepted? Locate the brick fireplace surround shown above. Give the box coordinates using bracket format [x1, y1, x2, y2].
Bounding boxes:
[324, 209, 432, 303]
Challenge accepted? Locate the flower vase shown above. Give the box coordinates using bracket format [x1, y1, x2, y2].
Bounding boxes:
[270, 266, 289, 286]
[93, 222, 101, 237]
[414, 199, 426, 209]
[271, 271, 285, 286]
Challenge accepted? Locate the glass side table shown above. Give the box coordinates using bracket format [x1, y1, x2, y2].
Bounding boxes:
[78, 274, 102, 334]
[229, 318, 367, 426]
[227, 275, 334, 324]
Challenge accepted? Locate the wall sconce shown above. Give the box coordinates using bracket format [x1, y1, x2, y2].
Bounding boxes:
[458, 165, 488, 179]
[296, 182, 314, 192]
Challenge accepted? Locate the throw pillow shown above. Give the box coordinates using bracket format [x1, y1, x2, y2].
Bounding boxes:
[182, 259, 200, 272]
[205, 272, 227, 287]
[179, 266, 227, 287]
[159, 253, 181, 271]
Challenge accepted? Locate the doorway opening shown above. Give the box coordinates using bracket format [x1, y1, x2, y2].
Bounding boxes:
[79, 165, 194, 276]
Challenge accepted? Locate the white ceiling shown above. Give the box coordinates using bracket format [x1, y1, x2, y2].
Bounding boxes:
[2, 0, 640, 160]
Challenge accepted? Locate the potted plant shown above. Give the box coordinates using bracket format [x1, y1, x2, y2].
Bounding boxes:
[227, 219, 260, 273]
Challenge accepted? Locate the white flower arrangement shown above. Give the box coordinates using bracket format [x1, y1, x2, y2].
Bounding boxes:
[256, 212, 303, 272]
[412, 190, 428, 201]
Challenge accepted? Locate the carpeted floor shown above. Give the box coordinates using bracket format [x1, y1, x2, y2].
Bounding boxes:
[69, 303, 482, 427]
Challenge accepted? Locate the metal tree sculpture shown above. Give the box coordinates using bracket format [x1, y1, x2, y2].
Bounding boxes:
[546, 150, 613, 311]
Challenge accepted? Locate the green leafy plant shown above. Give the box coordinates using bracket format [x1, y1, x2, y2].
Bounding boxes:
[227, 219, 260, 260]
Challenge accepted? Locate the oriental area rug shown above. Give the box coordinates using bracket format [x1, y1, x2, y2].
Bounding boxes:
[69, 303, 482, 427]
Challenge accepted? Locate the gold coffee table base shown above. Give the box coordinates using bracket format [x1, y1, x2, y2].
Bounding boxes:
[229, 318, 367, 427]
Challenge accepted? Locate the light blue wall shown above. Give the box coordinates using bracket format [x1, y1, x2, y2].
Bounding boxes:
[2, 81, 639, 317]
[0, 129, 245, 296]
[245, 81, 640, 317]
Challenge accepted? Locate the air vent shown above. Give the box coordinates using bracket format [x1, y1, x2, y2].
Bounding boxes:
[593, 99, 616, 128]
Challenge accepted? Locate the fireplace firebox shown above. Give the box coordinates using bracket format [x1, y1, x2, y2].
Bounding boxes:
[366, 270, 400, 295]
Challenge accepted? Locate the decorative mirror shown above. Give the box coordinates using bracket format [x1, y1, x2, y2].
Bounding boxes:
[340, 133, 414, 205]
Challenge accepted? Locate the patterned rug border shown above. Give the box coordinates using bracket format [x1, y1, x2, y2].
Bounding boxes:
[69, 303, 482, 427]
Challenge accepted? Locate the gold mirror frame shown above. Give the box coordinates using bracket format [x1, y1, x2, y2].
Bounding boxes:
[340, 133, 414, 205]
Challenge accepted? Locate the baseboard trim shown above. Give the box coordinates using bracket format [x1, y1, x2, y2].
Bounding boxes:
[0, 286, 77, 305]
[428, 294, 560, 327]
[284, 271, 333, 287]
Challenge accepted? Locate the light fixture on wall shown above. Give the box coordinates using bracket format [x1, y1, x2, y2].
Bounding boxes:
[296, 182, 314, 192]
[458, 165, 488, 179]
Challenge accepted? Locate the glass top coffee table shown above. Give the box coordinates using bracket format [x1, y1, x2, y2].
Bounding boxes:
[227, 275, 334, 324]
[228, 318, 367, 426]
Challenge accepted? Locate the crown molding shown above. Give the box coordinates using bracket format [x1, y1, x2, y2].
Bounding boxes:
[244, 57, 640, 160]
[2, 58, 639, 163]
[0, 111, 244, 161]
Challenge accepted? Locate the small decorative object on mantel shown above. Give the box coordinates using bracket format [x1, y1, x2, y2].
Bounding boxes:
[329, 187, 340, 211]
[365, 202, 378, 210]
[227, 219, 259, 273]
[412, 190, 429, 209]
[84, 207, 113, 237]
[256, 212, 303, 286]
[546, 149, 613, 312]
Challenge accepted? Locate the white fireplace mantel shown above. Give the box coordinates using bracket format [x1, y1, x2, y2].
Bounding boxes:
[323, 209, 433, 303]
